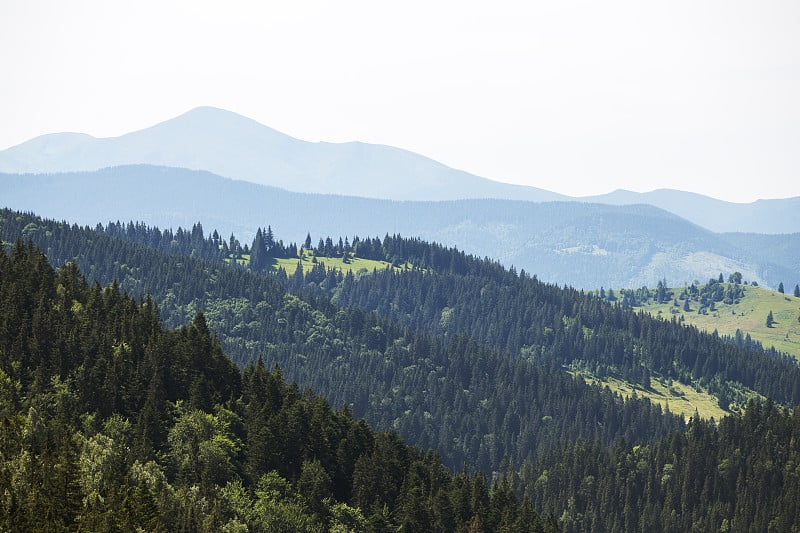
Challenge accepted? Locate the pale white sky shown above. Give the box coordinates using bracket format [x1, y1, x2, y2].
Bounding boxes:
[1, 0, 798, 202]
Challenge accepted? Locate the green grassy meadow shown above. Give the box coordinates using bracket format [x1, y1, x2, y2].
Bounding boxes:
[580, 281, 799, 420]
[273, 252, 399, 276]
[574, 372, 729, 421]
[639, 284, 800, 361]
[226, 249, 400, 276]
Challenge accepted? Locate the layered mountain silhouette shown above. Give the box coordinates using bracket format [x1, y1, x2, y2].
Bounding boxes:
[2, 107, 798, 288]
[3, 165, 797, 289]
[584, 189, 800, 235]
[1, 106, 797, 234]
[0, 106, 564, 203]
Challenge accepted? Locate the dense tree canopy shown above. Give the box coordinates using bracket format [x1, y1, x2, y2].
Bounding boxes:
[0, 240, 554, 531]
[0, 210, 688, 474]
[3, 209, 800, 530]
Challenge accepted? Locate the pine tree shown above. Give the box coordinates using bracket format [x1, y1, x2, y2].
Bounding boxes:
[265, 225, 275, 252]
[250, 228, 266, 272]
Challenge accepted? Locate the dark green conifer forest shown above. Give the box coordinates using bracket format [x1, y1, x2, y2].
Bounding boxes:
[0, 211, 688, 473]
[2, 208, 800, 531]
[0, 239, 554, 531]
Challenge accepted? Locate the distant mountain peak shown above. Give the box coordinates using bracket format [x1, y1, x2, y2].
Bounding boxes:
[1, 107, 797, 233]
[0, 107, 565, 203]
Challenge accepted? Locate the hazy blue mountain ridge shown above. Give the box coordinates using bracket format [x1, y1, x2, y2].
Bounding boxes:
[1, 106, 797, 234]
[0, 106, 565, 203]
[584, 188, 800, 234]
[2, 164, 795, 290]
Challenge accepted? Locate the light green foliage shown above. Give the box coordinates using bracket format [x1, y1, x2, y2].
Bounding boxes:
[167, 402, 242, 494]
[329, 502, 368, 533]
[298, 458, 332, 515]
[220, 473, 322, 533]
[78, 416, 130, 504]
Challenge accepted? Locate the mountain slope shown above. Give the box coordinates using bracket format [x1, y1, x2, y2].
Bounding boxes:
[720, 231, 800, 277]
[0, 106, 565, 202]
[583, 188, 800, 234]
[637, 282, 800, 361]
[2, 165, 797, 289]
[0, 208, 689, 474]
[3, 106, 798, 234]
[5, 220, 800, 532]
[0, 241, 554, 532]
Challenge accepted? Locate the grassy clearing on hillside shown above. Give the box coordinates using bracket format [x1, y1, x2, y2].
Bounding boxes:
[572, 371, 729, 421]
[225, 250, 400, 276]
[640, 285, 800, 361]
[274, 253, 398, 276]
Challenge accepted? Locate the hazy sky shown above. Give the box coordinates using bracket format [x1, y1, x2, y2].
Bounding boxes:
[2, 1, 798, 202]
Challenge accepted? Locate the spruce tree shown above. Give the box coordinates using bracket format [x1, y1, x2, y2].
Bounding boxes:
[265, 225, 275, 252]
[250, 227, 266, 272]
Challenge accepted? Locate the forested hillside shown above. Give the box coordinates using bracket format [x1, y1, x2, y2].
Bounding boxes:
[4, 164, 798, 288]
[3, 210, 800, 530]
[0, 240, 556, 532]
[321, 242, 800, 410]
[228, 226, 799, 412]
[0, 210, 685, 475]
[522, 399, 800, 532]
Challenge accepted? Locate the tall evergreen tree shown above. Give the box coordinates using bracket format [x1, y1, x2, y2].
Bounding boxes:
[265, 225, 275, 252]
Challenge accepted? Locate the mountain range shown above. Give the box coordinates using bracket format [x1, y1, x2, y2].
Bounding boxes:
[0, 106, 564, 203]
[1, 106, 798, 235]
[2, 107, 800, 531]
[2, 165, 798, 289]
[1, 106, 797, 289]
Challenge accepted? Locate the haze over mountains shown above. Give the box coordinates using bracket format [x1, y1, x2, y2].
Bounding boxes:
[584, 189, 800, 235]
[1, 107, 798, 289]
[2, 106, 798, 235]
[0, 106, 565, 203]
[3, 165, 798, 290]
